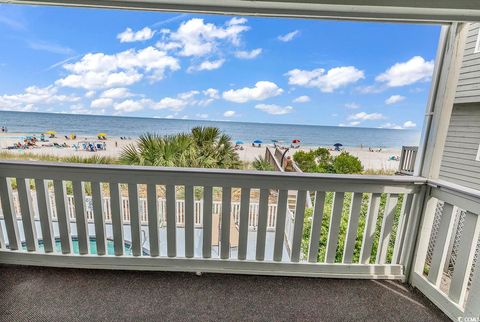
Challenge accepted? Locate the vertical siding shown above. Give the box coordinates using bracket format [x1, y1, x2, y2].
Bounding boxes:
[439, 104, 480, 190]
[456, 23, 480, 104]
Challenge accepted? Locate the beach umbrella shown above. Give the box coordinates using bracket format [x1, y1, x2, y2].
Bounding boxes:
[292, 139, 301, 144]
[46, 130, 56, 135]
[272, 139, 279, 143]
[98, 132, 107, 137]
[70, 133, 76, 139]
[253, 139, 263, 144]
[235, 140, 244, 145]
[334, 143, 343, 147]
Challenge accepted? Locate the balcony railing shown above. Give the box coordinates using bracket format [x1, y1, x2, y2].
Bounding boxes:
[0, 160, 424, 278]
[1, 160, 479, 319]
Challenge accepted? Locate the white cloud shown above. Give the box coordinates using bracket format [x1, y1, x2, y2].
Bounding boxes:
[160, 17, 250, 57]
[376, 56, 434, 87]
[28, 40, 73, 55]
[278, 30, 299, 42]
[117, 27, 156, 43]
[379, 122, 403, 129]
[234, 48, 262, 59]
[114, 99, 145, 112]
[403, 121, 417, 128]
[151, 89, 218, 111]
[223, 81, 283, 103]
[223, 110, 237, 117]
[255, 104, 293, 115]
[285, 66, 364, 92]
[293, 95, 310, 103]
[345, 102, 360, 109]
[188, 59, 225, 72]
[56, 47, 180, 90]
[349, 121, 361, 126]
[70, 104, 105, 115]
[85, 90, 96, 98]
[153, 97, 188, 111]
[203, 88, 219, 99]
[0, 85, 79, 112]
[385, 95, 406, 105]
[100, 87, 133, 99]
[348, 112, 384, 121]
[91, 98, 113, 109]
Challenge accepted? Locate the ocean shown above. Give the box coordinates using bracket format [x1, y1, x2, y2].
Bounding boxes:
[0, 111, 420, 148]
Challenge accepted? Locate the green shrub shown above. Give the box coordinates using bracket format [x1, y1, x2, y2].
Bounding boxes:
[332, 151, 364, 174]
[252, 157, 274, 171]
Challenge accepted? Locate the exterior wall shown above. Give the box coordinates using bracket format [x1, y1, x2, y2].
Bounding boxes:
[456, 23, 480, 104]
[439, 104, 480, 190]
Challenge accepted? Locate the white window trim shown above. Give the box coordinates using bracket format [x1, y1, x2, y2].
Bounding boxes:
[476, 144, 480, 161]
[475, 29, 480, 53]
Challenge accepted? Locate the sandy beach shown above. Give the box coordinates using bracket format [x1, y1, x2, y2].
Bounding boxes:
[0, 132, 401, 172]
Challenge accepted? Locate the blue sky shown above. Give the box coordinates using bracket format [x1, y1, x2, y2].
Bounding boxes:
[0, 4, 441, 129]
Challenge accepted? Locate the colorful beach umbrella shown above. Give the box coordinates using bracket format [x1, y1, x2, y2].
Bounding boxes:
[46, 130, 56, 135]
[292, 139, 301, 143]
[235, 140, 244, 145]
[253, 139, 263, 144]
[98, 132, 107, 137]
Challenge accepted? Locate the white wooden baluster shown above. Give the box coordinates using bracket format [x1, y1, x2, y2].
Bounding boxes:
[0, 177, 20, 250]
[273, 190, 288, 262]
[110, 183, 124, 256]
[238, 188, 250, 260]
[376, 194, 399, 264]
[0, 221, 5, 249]
[359, 193, 381, 264]
[53, 180, 71, 254]
[449, 211, 480, 304]
[465, 244, 480, 317]
[343, 193, 363, 264]
[290, 190, 307, 262]
[166, 184, 176, 257]
[72, 181, 89, 255]
[202, 186, 213, 258]
[147, 184, 159, 257]
[17, 178, 37, 251]
[184, 185, 194, 258]
[128, 183, 141, 256]
[308, 191, 326, 263]
[325, 192, 345, 263]
[91, 182, 107, 255]
[427, 202, 455, 286]
[392, 194, 414, 264]
[255, 189, 269, 261]
[220, 187, 231, 259]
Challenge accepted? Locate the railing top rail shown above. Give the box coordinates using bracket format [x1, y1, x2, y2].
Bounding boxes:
[428, 179, 480, 202]
[0, 160, 425, 192]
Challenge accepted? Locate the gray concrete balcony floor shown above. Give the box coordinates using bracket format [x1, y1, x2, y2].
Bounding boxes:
[0, 264, 449, 322]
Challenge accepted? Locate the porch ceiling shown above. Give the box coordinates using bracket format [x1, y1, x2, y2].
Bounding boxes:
[1, 0, 480, 22]
[0, 264, 449, 321]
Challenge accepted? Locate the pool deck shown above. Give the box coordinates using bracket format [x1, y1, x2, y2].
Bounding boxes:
[0, 264, 449, 322]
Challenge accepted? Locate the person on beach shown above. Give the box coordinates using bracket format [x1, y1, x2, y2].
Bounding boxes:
[284, 156, 294, 172]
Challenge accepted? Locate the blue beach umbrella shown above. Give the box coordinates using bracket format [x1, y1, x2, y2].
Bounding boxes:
[253, 139, 263, 144]
[235, 140, 244, 145]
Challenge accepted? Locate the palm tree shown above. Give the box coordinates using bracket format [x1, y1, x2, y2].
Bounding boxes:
[120, 127, 240, 169]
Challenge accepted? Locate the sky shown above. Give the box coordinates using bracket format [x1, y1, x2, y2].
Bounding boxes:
[0, 4, 441, 129]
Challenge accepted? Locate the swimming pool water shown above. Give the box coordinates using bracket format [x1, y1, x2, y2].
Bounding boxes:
[22, 238, 147, 256]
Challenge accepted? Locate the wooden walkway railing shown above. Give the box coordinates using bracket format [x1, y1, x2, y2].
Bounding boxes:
[398, 146, 418, 175]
